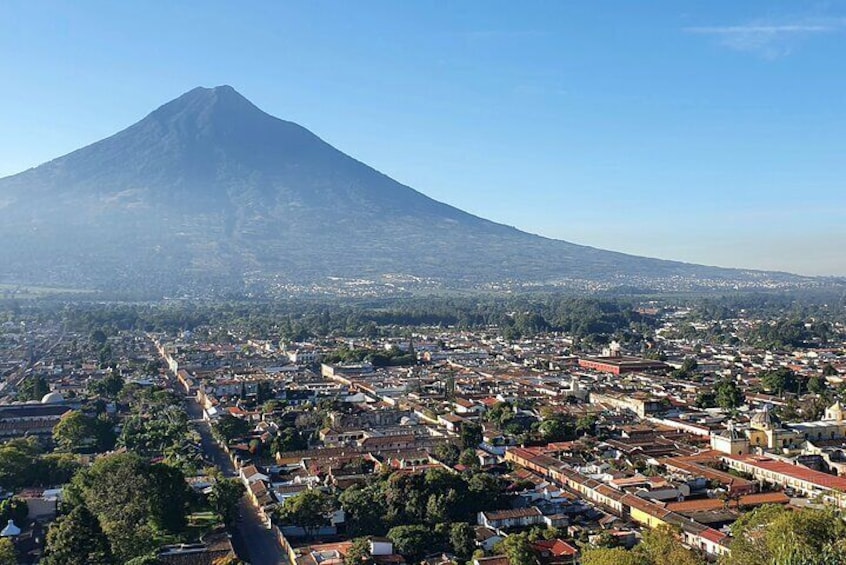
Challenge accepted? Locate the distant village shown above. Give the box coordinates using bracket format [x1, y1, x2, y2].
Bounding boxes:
[0, 299, 845, 564]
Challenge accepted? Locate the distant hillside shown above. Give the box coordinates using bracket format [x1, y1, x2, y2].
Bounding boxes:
[0, 86, 817, 298]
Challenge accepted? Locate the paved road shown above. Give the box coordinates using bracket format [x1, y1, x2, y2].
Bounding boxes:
[184, 392, 286, 564]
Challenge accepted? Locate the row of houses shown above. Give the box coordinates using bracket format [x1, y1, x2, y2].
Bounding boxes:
[504, 447, 731, 557]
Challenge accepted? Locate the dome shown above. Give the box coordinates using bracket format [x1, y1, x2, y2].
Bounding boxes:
[825, 401, 844, 422]
[40, 391, 64, 404]
[0, 520, 20, 537]
[750, 407, 774, 430]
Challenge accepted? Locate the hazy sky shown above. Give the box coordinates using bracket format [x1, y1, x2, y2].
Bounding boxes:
[1, 1, 845, 276]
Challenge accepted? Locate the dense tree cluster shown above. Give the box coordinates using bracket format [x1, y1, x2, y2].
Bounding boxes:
[52, 411, 116, 453]
[339, 467, 507, 543]
[64, 452, 193, 562]
[0, 438, 79, 490]
[582, 526, 704, 565]
[722, 504, 846, 565]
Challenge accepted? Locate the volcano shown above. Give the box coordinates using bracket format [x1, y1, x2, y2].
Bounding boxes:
[0, 86, 806, 297]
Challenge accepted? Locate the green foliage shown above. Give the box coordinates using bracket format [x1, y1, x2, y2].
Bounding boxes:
[16, 374, 49, 401]
[582, 547, 647, 565]
[723, 504, 846, 565]
[449, 522, 477, 560]
[459, 448, 480, 469]
[339, 483, 389, 536]
[387, 524, 439, 561]
[52, 411, 116, 453]
[272, 426, 308, 454]
[42, 504, 114, 565]
[89, 372, 124, 399]
[716, 379, 744, 409]
[344, 537, 374, 565]
[494, 533, 539, 565]
[67, 452, 190, 562]
[323, 346, 414, 367]
[339, 469, 507, 537]
[125, 555, 164, 565]
[0, 538, 16, 565]
[0, 497, 28, 527]
[276, 489, 336, 537]
[119, 408, 188, 456]
[209, 478, 245, 525]
[639, 527, 704, 565]
[807, 375, 828, 395]
[433, 442, 461, 466]
[694, 390, 717, 408]
[761, 367, 803, 397]
[539, 414, 575, 442]
[460, 422, 482, 450]
[212, 414, 252, 443]
[583, 527, 703, 565]
[0, 438, 79, 490]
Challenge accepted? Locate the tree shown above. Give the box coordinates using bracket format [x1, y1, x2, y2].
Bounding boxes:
[67, 452, 189, 562]
[272, 426, 308, 454]
[42, 504, 114, 565]
[638, 526, 704, 565]
[761, 367, 802, 396]
[125, 555, 163, 565]
[724, 504, 846, 565]
[715, 379, 744, 410]
[449, 522, 476, 560]
[53, 411, 116, 453]
[576, 415, 597, 436]
[581, 547, 646, 565]
[681, 357, 698, 374]
[0, 497, 28, 527]
[16, 374, 49, 401]
[0, 538, 16, 565]
[494, 533, 539, 565]
[339, 483, 388, 536]
[277, 489, 336, 538]
[212, 414, 251, 443]
[210, 479, 245, 526]
[467, 473, 508, 513]
[807, 375, 828, 395]
[387, 525, 437, 561]
[460, 422, 482, 450]
[694, 390, 717, 409]
[148, 463, 191, 532]
[459, 449, 480, 469]
[344, 537, 374, 565]
[539, 415, 574, 442]
[433, 442, 460, 466]
[90, 373, 124, 399]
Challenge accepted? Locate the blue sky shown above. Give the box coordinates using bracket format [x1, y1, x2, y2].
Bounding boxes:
[1, 1, 845, 275]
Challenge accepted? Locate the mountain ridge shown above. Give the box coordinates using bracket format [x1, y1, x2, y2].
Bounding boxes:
[0, 85, 816, 297]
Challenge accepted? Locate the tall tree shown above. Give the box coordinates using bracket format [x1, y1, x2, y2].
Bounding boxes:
[42, 505, 114, 565]
[276, 489, 336, 538]
[449, 522, 477, 560]
[715, 379, 744, 410]
[67, 452, 188, 562]
[209, 479, 245, 526]
[494, 533, 539, 565]
[460, 422, 482, 450]
[387, 525, 438, 561]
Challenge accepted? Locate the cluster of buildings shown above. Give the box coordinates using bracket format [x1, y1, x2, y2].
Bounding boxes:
[2, 303, 846, 564]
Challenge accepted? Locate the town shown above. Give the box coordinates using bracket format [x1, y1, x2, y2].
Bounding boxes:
[0, 295, 844, 564]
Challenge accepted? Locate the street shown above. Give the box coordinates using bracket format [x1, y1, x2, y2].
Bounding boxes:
[184, 391, 286, 564]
